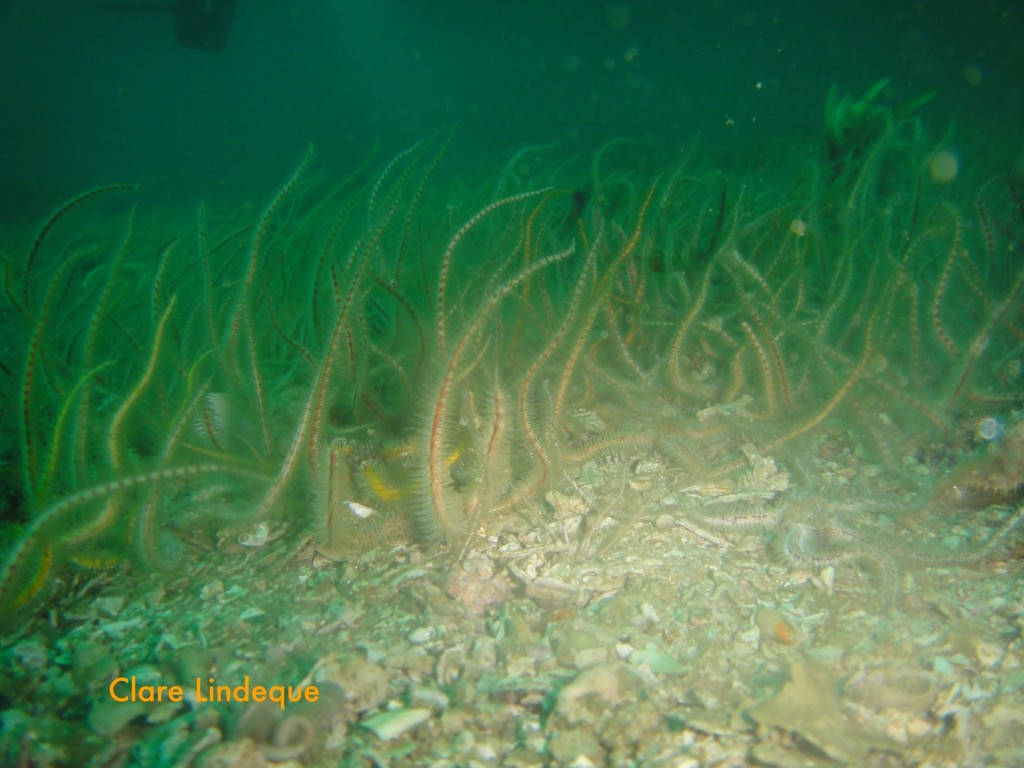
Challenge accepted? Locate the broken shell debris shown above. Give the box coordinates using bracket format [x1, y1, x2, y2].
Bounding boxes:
[3, 429, 1023, 768]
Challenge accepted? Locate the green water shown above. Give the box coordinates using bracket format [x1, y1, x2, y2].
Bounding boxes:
[1, 2, 1023, 766]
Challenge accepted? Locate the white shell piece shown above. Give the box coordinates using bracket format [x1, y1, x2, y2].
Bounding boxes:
[238, 522, 269, 547]
[347, 500, 377, 519]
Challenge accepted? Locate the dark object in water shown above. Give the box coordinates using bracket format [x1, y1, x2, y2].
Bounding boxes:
[174, 0, 237, 51]
[96, 0, 238, 52]
[571, 189, 587, 217]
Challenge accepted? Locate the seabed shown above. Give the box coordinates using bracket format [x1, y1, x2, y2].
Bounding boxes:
[1, 120, 1023, 766]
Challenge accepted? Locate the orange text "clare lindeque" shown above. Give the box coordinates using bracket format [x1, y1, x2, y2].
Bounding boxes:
[108, 676, 319, 710]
